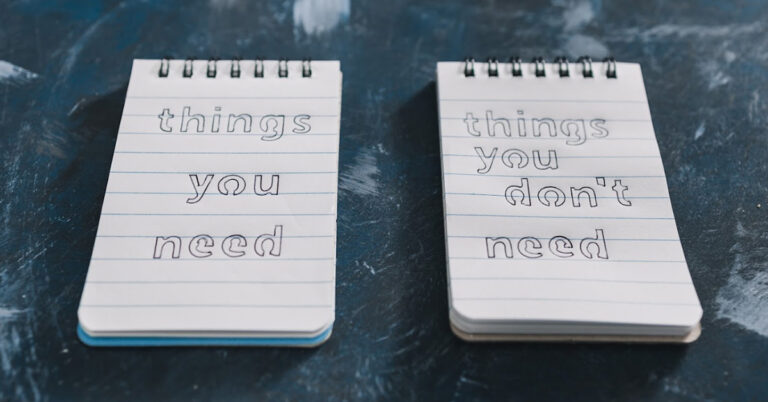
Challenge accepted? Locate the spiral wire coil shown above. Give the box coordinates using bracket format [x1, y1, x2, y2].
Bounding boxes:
[462, 56, 618, 78]
[157, 57, 314, 78]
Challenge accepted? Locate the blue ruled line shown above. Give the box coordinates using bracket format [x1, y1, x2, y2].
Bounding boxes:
[80, 304, 333, 308]
[109, 171, 336, 175]
[444, 173, 664, 178]
[96, 234, 334, 239]
[452, 297, 698, 306]
[101, 212, 334, 216]
[448, 235, 678, 241]
[446, 214, 673, 220]
[117, 132, 338, 136]
[441, 135, 653, 140]
[450, 277, 691, 285]
[439, 98, 645, 104]
[441, 154, 659, 159]
[449, 257, 684, 263]
[445, 192, 669, 199]
[104, 191, 336, 195]
[127, 96, 340, 100]
[91, 257, 334, 261]
[114, 151, 338, 155]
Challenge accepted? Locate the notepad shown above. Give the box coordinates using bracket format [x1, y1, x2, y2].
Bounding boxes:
[437, 58, 702, 342]
[77, 58, 341, 347]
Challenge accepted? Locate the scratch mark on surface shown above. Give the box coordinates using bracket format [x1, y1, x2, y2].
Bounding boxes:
[716, 221, 768, 337]
[699, 60, 731, 90]
[0, 308, 22, 320]
[616, 22, 763, 42]
[458, 374, 489, 389]
[362, 261, 376, 275]
[57, 2, 127, 88]
[747, 90, 761, 123]
[340, 148, 380, 196]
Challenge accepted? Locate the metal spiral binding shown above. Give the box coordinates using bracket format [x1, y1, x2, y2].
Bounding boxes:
[302, 58, 312, 77]
[509, 57, 522, 77]
[158, 57, 170, 77]
[532, 57, 546, 77]
[463, 57, 475, 77]
[577, 56, 594, 78]
[278, 58, 288, 78]
[183, 57, 194, 78]
[254, 58, 264, 78]
[230, 57, 241, 78]
[206, 57, 218, 78]
[554, 56, 569, 77]
[461, 56, 618, 78]
[487, 57, 499, 77]
[156, 58, 314, 78]
[604, 57, 617, 78]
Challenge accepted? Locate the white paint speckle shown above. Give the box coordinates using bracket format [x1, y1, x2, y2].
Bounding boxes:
[698, 60, 731, 90]
[340, 148, 379, 196]
[555, 1, 607, 58]
[747, 90, 761, 122]
[661, 376, 691, 397]
[564, 34, 609, 58]
[0, 61, 38, 85]
[716, 221, 768, 337]
[293, 0, 350, 36]
[708, 71, 731, 90]
[0, 307, 22, 320]
[560, 0, 594, 31]
[620, 22, 762, 42]
[694, 122, 706, 140]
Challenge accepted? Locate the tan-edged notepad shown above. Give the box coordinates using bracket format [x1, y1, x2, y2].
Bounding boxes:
[436, 58, 702, 342]
[77, 58, 341, 346]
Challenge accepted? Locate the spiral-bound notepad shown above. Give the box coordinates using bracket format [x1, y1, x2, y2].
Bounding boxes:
[437, 57, 702, 342]
[77, 58, 341, 346]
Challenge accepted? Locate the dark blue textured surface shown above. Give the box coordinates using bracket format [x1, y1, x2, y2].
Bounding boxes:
[1, 0, 767, 400]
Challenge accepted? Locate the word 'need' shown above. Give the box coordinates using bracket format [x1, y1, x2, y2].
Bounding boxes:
[486, 229, 608, 259]
[153, 226, 283, 259]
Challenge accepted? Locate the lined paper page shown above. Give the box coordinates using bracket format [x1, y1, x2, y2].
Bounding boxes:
[78, 59, 341, 336]
[437, 61, 702, 331]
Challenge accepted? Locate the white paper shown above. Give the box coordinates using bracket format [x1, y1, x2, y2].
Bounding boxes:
[437, 61, 702, 334]
[78, 59, 341, 337]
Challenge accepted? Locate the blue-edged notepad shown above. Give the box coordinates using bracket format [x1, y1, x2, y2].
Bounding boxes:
[437, 58, 702, 342]
[77, 58, 341, 347]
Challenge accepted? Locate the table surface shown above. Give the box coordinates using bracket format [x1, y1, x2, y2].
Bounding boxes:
[1, 0, 767, 400]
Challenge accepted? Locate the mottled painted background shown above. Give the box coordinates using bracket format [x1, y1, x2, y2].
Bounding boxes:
[1, 0, 767, 400]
